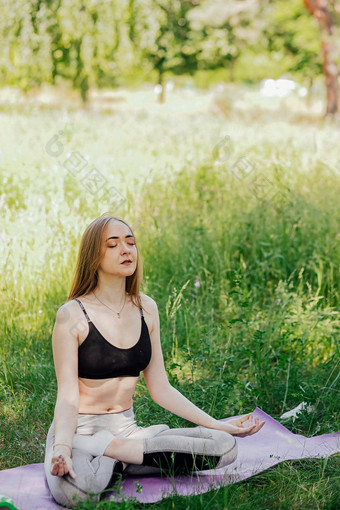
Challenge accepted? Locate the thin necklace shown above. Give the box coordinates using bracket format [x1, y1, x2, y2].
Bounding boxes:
[93, 291, 127, 319]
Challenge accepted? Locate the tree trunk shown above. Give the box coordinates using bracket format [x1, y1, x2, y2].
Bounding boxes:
[303, 0, 339, 115]
[157, 70, 165, 104]
[229, 58, 235, 82]
[74, 38, 89, 104]
[322, 40, 339, 114]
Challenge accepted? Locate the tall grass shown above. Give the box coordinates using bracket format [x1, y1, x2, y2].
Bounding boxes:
[0, 92, 339, 508]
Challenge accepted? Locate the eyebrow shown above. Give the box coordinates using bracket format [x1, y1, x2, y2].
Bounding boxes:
[105, 234, 135, 241]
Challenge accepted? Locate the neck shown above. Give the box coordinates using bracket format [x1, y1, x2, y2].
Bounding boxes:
[94, 275, 127, 307]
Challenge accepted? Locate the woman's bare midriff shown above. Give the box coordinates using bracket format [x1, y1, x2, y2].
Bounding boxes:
[78, 375, 139, 414]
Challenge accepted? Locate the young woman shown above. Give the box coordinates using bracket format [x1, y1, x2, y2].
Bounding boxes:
[44, 214, 265, 508]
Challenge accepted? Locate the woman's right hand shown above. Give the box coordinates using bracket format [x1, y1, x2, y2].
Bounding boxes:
[219, 413, 265, 437]
[50, 445, 76, 479]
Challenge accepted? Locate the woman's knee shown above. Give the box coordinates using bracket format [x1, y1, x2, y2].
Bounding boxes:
[206, 429, 238, 458]
[46, 473, 100, 508]
[44, 447, 116, 508]
[211, 430, 238, 467]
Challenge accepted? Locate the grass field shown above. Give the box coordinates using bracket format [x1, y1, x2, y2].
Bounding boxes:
[0, 86, 339, 509]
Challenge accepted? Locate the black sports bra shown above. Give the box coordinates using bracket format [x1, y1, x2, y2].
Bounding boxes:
[75, 297, 152, 379]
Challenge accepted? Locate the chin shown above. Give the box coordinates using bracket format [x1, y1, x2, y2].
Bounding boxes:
[121, 265, 136, 273]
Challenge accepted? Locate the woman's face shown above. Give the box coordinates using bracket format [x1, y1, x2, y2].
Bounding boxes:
[98, 220, 137, 276]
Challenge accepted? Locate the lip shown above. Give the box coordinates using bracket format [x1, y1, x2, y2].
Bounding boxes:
[121, 260, 132, 264]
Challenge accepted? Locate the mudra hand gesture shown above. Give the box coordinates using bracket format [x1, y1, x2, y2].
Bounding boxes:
[50, 445, 76, 479]
[220, 413, 265, 437]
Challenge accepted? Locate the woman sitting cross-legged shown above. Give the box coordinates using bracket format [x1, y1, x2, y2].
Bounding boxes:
[44, 214, 265, 508]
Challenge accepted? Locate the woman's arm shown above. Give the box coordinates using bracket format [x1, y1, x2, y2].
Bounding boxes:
[142, 296, 265, 436]
[50, 303, 80, 478]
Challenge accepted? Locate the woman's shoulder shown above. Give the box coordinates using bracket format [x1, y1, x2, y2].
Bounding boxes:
[139, 293, 158, 318]
[52, 299, 86, 342]
[139, 292, 156, 307]
[60, 297, 82, 308]
[56, 297, 84, 320]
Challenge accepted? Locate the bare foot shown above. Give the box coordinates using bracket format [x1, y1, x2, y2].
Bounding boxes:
[103, 437, 144, 465]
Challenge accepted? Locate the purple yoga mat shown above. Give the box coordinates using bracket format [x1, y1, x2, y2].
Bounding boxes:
[0, 407, 339, 509]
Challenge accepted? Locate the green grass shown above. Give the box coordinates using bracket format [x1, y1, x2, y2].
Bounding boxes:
[0, 87, 339, 509]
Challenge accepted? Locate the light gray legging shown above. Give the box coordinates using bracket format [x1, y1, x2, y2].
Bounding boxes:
[44, 406, 237, 508]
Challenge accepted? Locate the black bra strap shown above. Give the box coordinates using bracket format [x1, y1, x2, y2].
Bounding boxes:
[74, 298, 91, 322]
[139, 296, 144, 317]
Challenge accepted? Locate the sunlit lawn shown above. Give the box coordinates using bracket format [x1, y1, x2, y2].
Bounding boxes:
[0, 86, 339, 509]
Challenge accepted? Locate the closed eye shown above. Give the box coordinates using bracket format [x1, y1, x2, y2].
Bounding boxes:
[108, 243, 136, 248]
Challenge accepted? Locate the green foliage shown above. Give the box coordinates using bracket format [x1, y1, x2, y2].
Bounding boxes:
[0, 0, 134, 98]
[0, 0, 334, 97]
[263, 0, 322, 79]
[0, 98, 339, 507]
[127, 0, 201, 102]
[187, 0, 266, 80]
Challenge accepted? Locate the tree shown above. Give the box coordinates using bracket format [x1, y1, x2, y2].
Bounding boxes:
[0, 0, 128, 103]
[0, 0, 53, 90]
[263, 0, 322, 86]
[187, 0, 265, 81]
[52, 0, 123, 103]
[127, 0, 201, 103]
[303, 0, 339, 115]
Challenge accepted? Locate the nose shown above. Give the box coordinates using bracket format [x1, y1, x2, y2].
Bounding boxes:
[121, 241, 131, 253]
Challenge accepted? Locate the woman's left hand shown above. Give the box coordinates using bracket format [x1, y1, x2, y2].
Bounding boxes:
[219, 413, 265, 437]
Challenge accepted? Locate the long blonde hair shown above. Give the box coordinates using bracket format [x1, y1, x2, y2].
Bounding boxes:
[67, 214, 144, 311]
